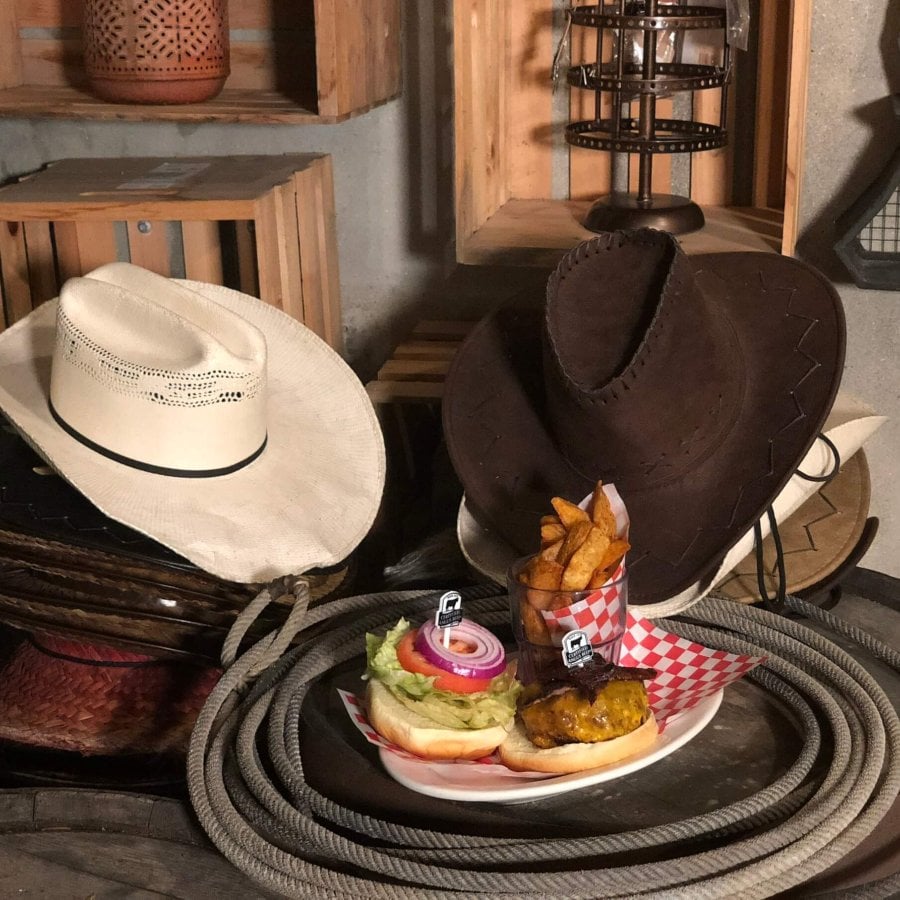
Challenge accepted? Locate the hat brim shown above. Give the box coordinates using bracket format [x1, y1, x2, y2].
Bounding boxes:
[456, 393, 883, 615]
[0, 283, 385, 583]
[444, 252, 846, 605]
[0, 632, 218, 755]
[715, 450, 870, 603]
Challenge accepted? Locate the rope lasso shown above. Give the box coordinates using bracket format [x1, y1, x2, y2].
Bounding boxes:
[187, 587, 899, 898]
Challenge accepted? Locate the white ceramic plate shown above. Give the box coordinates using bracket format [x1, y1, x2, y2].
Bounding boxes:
[379, 689, 723, 804]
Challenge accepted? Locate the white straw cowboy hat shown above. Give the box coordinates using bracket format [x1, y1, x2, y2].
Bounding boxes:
[0, 263, 386, 583]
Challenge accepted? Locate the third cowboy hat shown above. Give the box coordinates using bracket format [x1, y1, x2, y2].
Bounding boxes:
[0, 263, 385, 584]
[443, 230, 846, 606]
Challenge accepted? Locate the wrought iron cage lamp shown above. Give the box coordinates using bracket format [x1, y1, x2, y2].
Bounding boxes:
[566, 1, 730, 235]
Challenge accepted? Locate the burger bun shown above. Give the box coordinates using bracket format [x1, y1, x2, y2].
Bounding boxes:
[498, 714, 659, 774]
[366, 679, 512, 761]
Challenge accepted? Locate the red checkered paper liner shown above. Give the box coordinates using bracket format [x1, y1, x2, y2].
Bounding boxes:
[619, 611, 766, 721]
[540, 562, 626, 645]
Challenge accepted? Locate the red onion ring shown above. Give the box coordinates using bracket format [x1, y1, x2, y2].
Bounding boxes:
[414, 618, 507, 679]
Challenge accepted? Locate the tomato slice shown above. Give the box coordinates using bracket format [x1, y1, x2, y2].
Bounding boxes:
[396, 629, 493, 694]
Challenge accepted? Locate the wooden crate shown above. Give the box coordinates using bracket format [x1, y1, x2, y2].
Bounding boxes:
[366, 321, 474, 404]
[454, 0, 811, 265]
[0, 0, 401, 124]
[0, 154, 343, 351]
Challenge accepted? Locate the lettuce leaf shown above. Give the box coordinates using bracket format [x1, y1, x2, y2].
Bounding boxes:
[365, 618, 520, 730]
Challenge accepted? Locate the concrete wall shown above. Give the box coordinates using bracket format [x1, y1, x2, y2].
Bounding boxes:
[795, 1, 898, 578]
[0, 3, 896, 577]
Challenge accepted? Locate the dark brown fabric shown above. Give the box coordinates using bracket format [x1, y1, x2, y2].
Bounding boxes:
[443, 231, 846, 605]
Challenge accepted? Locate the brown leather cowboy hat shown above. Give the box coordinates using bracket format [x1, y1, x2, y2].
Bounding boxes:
[443, 230, 846, 605]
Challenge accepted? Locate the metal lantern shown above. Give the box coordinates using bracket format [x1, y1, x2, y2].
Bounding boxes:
[83, 0, 230, 104]
[566, 1, 730, 234]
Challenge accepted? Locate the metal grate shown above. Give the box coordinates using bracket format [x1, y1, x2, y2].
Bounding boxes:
[858, 187, 900, 255]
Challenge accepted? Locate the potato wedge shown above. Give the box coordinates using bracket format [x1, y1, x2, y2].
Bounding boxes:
[555, 519, 592, 568]
[519, 597, 553, 645]
[588, 566, 615, 589]
[547, 592, 573, 612]
[540, 522, 566, 546]
[522, 557, 564, 593]
[540, 539, 564, 561]
[586, 540, 630, 588]
[590, 482, 617, 540]
[551, 497, 590, 529]
[595, 538, 630, 573]
[561, 526, 611, 591]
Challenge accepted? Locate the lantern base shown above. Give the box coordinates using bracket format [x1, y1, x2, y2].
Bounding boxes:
[583, 193, 705, 236]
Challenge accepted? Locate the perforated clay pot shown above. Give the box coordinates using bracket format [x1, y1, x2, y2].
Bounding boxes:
[83, 0, 230, 104]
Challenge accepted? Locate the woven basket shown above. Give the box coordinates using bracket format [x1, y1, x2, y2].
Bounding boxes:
[0, 631, 219, 755]
[82, 0, 230, 104]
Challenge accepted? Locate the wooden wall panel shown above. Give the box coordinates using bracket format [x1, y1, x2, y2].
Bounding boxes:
[753, 0, 791, 210]
[0, 7, 23, 89]
[126, 221, 171, 275]
[182, 221, 224, 284]
[294, 157, 343, 350]
[315, 0, 401, 118]
[506, 0, 554, 201]
[271, 182, 306, 323]
[17, 0, 79, 28]
[690, 82, 733, 206]
[454, 0, 509, 244]
[781, 0, 812, 256]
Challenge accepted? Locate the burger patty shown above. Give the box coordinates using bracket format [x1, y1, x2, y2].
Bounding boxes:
[519, 679, 652, 748]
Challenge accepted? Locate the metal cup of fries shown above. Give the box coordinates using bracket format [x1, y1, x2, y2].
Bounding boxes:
[506, 482, 631, 685]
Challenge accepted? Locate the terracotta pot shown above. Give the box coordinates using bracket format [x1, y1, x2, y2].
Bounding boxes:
[82, 0, 230, 104]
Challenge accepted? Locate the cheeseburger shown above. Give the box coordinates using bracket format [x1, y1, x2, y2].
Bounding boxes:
[365, 617, 520, 760]
[499, 655, 658, 774]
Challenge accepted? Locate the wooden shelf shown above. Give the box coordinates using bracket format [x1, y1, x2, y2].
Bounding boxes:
[0, 1, 401, 124]
[0, 85, 331, 125]
[366, 321, 474, 404]
[0, 155, 343, 350]
[453, 1, 811, 263]
[459, 200, 784, 267]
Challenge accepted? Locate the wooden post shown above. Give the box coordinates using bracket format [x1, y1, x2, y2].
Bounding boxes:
[0, 222, 33, 323]
[782, 0, 813, 256]
[182, 221, 224, 284]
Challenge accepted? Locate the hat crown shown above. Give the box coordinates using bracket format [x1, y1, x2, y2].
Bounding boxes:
[56, 285, 266, 408]
[544, 230, 742, 488]
[50, 266, 268, 475]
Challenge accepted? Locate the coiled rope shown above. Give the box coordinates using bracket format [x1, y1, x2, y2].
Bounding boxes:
[187, 585, 900, 899]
